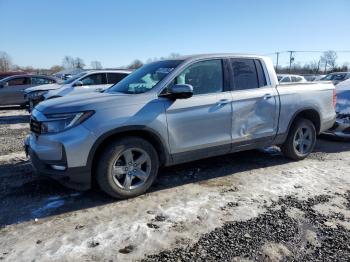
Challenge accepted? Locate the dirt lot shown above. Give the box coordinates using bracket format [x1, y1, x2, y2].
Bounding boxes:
[0, 109, 349, 262]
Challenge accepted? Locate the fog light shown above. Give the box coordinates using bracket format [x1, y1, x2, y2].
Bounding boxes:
[51, 165, 66, 171]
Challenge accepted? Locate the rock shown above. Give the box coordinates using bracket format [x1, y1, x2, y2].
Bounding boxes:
[119, 245, 134, 254]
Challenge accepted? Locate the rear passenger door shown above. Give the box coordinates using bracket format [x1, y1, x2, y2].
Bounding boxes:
[229, 58, 279, 145]
[164, 59, 233, 162]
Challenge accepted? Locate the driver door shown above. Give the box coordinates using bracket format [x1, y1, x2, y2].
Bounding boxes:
[164, 59, 233, 163]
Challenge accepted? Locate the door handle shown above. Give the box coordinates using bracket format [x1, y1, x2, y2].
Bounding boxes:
[263, 94, 273, 100]
[216, 99, 231, 105]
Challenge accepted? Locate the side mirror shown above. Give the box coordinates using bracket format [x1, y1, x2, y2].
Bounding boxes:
[74, 80, 83, 87]
[161, 84, 193, 100]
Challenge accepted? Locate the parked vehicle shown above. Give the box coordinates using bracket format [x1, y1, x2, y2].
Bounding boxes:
[324, 79, 350, 139]
[320, 72, 350, 85]
[277, 74, 307, 83]
[0, 75, 59, 107]
[0, 71, 27, 80]
[25, 54, 336, 199]
[24, 70, 131, 110]
[303, 74, 326, 82]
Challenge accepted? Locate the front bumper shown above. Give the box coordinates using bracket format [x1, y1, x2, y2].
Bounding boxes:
[25, 143, 91, 190]
[24, 124, 97, 190]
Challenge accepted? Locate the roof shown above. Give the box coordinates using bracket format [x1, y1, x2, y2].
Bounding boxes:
[0, 74, 57, 82]
[164, 53, 266, 61]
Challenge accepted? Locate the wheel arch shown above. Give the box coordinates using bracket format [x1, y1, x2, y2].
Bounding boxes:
[87, 126, 170, 185]
[288, 108, 321, 135]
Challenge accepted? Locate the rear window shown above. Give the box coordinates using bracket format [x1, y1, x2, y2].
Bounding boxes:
[230, 58, 266, 90]
[107, 73, 128, 84]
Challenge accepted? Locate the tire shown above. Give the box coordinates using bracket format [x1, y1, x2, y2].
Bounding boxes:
[96, 137, 159, 199]
[281, 117, 316, 160]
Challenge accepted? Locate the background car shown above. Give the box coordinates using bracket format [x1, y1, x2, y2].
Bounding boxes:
[25, 70, 132, 110]
[277, 74, 307, 83]
[303, 74, 326, 82]
[0, 71, 27, 80]
[0, 74, 60, 107]
[320, 72, 350, 85]
[324, 78, 350, 139]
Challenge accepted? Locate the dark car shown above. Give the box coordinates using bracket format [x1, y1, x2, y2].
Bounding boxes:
[0, 71, 27, 80]
[0, 75, 60, 107]
[321, 72, 350, 85]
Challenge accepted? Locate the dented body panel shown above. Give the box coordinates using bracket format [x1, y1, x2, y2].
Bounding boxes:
[25, 54, 336, 190]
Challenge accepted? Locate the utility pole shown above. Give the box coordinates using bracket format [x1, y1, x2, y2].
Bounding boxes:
[288, 51, 295, 73]
[275, 52, 280, 72]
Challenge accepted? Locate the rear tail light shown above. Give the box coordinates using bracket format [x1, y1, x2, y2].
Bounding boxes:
[333, 89, 337, 108]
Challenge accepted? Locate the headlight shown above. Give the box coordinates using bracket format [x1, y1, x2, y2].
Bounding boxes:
[28, 91, 48, 99]
[40, 111, 94, 134]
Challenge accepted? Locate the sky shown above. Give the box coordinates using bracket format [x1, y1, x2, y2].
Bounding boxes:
[1, 0, 350, 69]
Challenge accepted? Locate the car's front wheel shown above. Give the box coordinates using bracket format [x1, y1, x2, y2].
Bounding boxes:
[96, 137, 159, 199]
[281, 117, 316, 160]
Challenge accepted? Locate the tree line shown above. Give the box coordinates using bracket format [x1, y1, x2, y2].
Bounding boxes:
[276, 50, 349, 74]
[0, 50, 348, 75]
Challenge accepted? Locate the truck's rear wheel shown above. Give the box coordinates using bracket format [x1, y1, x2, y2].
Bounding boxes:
[96, 137, 159, 199]
[281, 117, 316, 160]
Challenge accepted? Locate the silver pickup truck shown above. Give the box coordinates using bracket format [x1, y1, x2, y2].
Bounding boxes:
[25, 54, 336, 199]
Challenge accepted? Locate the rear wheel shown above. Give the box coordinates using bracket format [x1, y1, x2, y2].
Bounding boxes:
[281, 117, 316, 160]
[96, 137, 159, 199]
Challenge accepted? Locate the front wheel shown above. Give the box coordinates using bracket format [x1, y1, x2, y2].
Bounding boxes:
[281, 117, 316, 160]
[96, 137, 159, 199]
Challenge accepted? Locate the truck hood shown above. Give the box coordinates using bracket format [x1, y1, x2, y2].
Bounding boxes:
[25, 83, 63, 93]
[35, 91, 156, 114]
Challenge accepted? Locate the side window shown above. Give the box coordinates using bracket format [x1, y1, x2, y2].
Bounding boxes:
[174, 59, 223, 95]
[107, 73, 128, 84]
[254, 60, 267, 87]
[230, 59, 259, 90]
[280, 76, 290, 83]
[7, 77, 29, 86]
[81, 73, 107, 85]
[291, 76, 298, 82]
[31, 77, 52, 85]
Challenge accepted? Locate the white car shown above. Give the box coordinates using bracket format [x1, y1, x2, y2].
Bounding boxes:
[24, 70, 131, 110]
[277, 74, 307, 83]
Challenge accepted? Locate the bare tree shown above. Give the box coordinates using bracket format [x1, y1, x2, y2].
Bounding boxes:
[62, 56, 75, 69]
[74, 57, 85, 69]
[168, 53, 181, 59]
[50, 65, 64, 73]
[90, 61, 102, 69]
[128, 59, 143, 69]
[308, 60, 320, 74]
[0, 51, 12, 72]
[320, 50, 337, 73]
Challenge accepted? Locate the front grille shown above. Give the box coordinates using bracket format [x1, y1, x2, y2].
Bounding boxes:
[30, 118, 41, 134]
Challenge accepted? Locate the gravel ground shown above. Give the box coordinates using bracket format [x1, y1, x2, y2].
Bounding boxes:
[0, 109, 349, 262]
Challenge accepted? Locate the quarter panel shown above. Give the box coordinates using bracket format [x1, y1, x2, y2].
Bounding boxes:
[277, 83, 336, 134]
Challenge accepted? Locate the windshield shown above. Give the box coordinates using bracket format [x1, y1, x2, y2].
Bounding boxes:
[62, 72, 86, 84]
[277, 76, 283, 81]
[107, 60, 183, 94]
